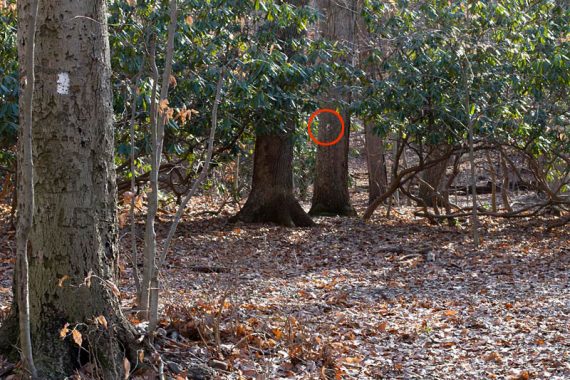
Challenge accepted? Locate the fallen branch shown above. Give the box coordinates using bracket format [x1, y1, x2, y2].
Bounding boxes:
[545, 215, 570, 231]
[413, 200, 563, 220]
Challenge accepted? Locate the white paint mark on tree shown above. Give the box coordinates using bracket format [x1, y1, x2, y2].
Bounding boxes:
[56, 72, 70, 94]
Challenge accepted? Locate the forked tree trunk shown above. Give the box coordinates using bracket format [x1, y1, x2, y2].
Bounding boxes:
[231, 130, 315, 227]
[310, 0, 356, 217]
[0, 1, 137, 378]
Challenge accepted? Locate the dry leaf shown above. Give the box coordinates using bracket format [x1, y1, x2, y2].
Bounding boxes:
[72, 329, 83, 347]
[60, 323, 70, 339]
[58, 275, 71, 288]
[107, 280, 121, 297]
[122, 191, 134, 206]
[96, 315, 108, 330]
[485, 351, 503, 364]
[341, 356, 363, 364]
[165, 107, 174, 121]
[272, 328, 283, 340]
[123, 357, 131, 379]
[513, 370, 530, 380]
[118, 212, 129, 229]
[185, 15, 194, 26]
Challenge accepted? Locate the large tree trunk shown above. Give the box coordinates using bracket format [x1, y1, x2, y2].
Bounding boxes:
[232, 0, 314, 228]
[365, 122, 387, 204]
[0, 1, 137, 378]
[231, 131, 315, 227]
[310, 0, 356, 217]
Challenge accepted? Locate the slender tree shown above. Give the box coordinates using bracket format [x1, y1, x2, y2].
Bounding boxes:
[358, 0, 387, 204]
[15, 0, 39, 376]
[140, 0, 178, 318]
[309, 0, 357, 216]
[0, 0, 137, 377]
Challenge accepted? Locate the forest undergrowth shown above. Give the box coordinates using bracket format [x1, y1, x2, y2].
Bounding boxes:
[1, 187, 569, 379]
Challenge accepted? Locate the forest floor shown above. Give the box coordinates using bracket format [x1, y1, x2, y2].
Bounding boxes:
[1, 186, 569, 379]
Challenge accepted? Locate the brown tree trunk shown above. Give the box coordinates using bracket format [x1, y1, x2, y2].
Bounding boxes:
[418, 144, 450, 207]
[357, 0, 387, 206]
[231, 130, 315, 227]
[310, 0, 356, 217]
[232, 0, 313, 228]
[365, 124, 387, 204]
[0, 0, 137, 378]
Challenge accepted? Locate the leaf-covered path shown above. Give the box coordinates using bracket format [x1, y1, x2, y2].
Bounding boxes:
[124, 196, 569, 379]
[1, 199, 569, 379]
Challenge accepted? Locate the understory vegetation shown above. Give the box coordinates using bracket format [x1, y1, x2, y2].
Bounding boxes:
[0, 0, 568, 379]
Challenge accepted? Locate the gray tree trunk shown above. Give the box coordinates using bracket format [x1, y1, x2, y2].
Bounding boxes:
[0, 1, 137, 378]
[365, 123, 387, 204]
[310, 0, 356, 217]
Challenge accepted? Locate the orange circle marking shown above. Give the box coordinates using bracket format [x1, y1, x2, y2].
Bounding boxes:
[307, 108, 345, 147]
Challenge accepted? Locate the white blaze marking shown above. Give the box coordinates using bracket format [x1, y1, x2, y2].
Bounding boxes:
[57, 72, 70, 95]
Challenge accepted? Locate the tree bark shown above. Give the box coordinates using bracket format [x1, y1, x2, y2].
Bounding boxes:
[15, 0, 39, 375]
[310, 0, 356, 217]
[0, 1, 137, 378]
[231, 129, 315, 227]
[418, 144, 450, 207]
[231, 0, 314, 228]
[365, 124, 387, 204]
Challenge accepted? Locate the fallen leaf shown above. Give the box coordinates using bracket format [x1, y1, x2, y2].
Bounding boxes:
[272, 328, 283, 340]
[60, 323, 70, 339]
[485, 351, 502, 364]
[96, 315, 108, 330]
[123, 357, 131, 379]
[72, 329, 82, 347]
[58, 275, 70, 288]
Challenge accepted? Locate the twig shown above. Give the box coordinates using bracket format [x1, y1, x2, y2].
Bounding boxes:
[129, 65, 144, 300]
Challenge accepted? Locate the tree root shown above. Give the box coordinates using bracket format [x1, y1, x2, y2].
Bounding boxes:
[308, 203, 357, 217]
[230, 194, 315, 227]
[0, 306, 142, 379]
